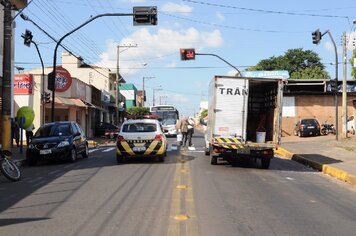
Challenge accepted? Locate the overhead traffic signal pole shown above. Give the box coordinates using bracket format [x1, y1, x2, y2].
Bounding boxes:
[49, 8, 157, 122]
[312, 29, 339, 141]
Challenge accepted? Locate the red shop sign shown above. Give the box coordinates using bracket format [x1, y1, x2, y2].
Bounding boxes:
[14, 74, 33, 95]
[55, 66, 72, 92]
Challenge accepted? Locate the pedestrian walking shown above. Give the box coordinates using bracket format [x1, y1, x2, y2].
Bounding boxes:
[25, 123, 35, 146]
[187, 116, 195, 147]
[178, 117, 189, 147]
[11, 117, 20, 147]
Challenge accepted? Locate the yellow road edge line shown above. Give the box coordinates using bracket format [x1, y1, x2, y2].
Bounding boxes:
[167, 162, 182, 236]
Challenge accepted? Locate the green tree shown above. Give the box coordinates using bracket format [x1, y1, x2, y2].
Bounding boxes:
[201, 109, 208, 118]
[350, 48, 356, 79]
[126, 107, 150, 116]
[247, 48, 330, 79]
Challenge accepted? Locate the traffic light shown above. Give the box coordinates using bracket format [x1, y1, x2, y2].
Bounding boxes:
[133, 6, 157, 25]
[180, 48, 195, 60]
[312, 29, 322, 45]
[22, 29, 33, 47]
[41, 92, 51, 103]
[47, 71, 55, 91]
[329, 79, 338, 92]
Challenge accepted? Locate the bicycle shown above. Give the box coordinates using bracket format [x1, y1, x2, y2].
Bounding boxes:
[0, 146, 21, 182]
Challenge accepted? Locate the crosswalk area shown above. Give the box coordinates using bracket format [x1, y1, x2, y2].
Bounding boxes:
[89, 144, 205, 154]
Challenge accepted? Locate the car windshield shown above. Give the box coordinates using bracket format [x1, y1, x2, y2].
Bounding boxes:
[34, 123, 72, 137]
[302, 119, 318, 125]
[161, 118, 176, 125]
[122, 123, 157, 133]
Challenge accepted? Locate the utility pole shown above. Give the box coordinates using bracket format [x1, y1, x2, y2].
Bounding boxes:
[152, 87, 162, 106]
[1, 0, 28, 149]
[142, 76, 154, 107]
[116, 44, 137, 125]
[1, 0, 13, 150]
[342, 32, 348, 139]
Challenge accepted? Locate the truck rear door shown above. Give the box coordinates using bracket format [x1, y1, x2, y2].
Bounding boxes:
[213, 77, 249, 141]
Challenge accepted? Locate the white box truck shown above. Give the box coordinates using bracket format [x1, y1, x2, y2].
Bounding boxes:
[204, 71, 288, 169]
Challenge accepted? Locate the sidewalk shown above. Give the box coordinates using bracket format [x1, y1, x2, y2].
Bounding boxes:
[275, 135, 356, 186]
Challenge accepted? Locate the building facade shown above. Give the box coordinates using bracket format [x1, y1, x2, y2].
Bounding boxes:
[13, 52, 126, 139]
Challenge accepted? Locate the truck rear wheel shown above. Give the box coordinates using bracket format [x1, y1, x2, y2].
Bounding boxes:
[261, 156, 271, 169]
[210, 155, 217, 165]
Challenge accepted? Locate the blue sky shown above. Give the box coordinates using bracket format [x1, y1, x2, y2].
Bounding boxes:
[14, 0, 356, 116]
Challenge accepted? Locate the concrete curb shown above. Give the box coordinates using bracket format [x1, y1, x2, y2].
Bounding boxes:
[275, 147, 356, 186]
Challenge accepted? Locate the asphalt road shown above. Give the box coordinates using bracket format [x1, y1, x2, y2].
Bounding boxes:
[0, 131, 355, 236]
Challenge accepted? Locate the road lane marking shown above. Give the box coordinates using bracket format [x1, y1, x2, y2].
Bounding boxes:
[168, 152, 199, 236]
[102, 147, 116, 152]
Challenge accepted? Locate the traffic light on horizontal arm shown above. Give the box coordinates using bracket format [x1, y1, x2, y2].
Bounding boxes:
[133, 6, 157, 25]
[180, 48, 195, 60]
[22, 29, 33, 47]
[312, 29, 322, 45]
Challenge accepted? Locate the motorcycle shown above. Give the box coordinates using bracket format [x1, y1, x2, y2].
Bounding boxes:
[0, 147, 21, 182]
[321, 121, 336, 135]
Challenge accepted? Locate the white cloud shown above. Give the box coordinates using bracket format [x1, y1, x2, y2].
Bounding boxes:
[324, 41, 335, 53]
[216, 12, 225, 21]
[96, 27, 223, 76]
[227, 70, 237, 76]
[161, 2, 193, 15]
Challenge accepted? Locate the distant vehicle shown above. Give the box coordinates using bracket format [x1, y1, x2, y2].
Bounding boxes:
[150, 105, 179, 137]
[293, 118, 321, 137]
[320, 120, 336, 135]
[204, 73, 287, 169]
[26, 121, 89, 165]
[94, 122, 120, 138]
[116, 118, 167, 163]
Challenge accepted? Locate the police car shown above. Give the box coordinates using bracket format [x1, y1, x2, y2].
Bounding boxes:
[116, 118, 167, 163]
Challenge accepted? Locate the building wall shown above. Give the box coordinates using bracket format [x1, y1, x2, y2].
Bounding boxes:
[282, 94, 356, 136]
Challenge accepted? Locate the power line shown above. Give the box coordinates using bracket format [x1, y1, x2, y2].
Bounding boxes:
[182, 0, 350, 19]
[162, 12, 304, 33]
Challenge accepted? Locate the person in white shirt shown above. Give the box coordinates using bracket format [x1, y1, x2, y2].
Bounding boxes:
[187, 117, 195, 147]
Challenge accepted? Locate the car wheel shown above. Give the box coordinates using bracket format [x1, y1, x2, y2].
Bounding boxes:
[210, 155, 217, 165]
[82, 144, 89, 158]
[261, 156, 271, 169]
[158, 155, 164, 163]
[116, 154, 124, 164]
[69, 148, 77, 163]
[27, 155, 38, 166]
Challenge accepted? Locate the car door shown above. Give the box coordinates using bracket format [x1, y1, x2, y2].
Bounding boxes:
[75, 123, 87, 152]
[71, 123, 82, 152]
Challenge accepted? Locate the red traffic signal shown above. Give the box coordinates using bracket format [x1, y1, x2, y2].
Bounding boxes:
[180, 48, 195, 60]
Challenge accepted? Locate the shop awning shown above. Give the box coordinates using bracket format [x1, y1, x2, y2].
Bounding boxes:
[57, 97, 86, 107]
[46, 97, 86, 108]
